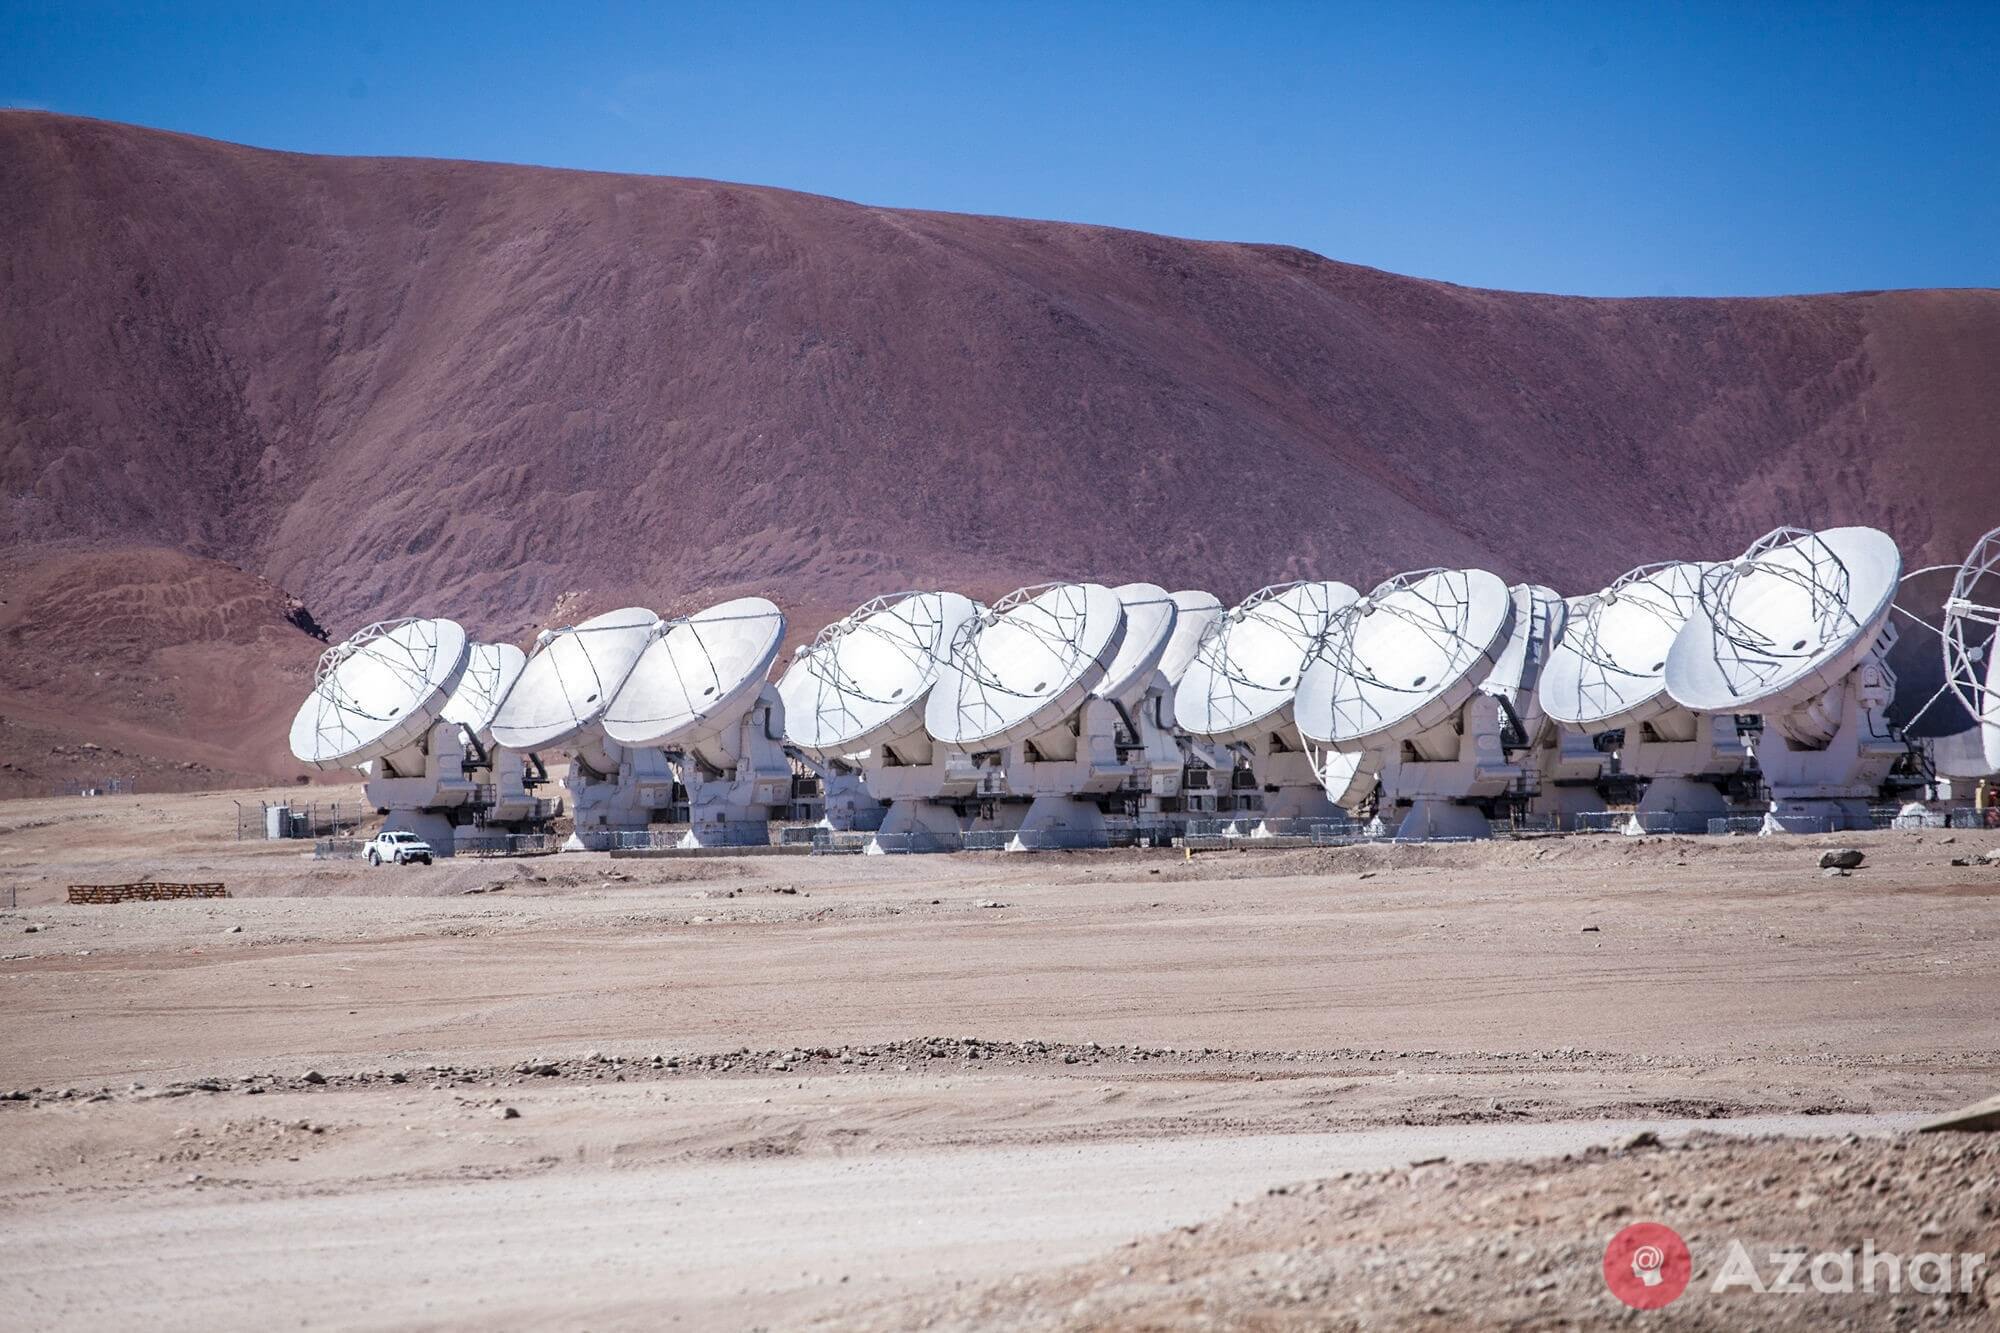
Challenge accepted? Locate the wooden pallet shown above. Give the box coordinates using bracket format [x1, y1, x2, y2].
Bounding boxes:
[66, 882, 230, 904]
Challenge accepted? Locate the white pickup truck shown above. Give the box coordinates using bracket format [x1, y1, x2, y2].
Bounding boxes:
[363, 830, 435, 866]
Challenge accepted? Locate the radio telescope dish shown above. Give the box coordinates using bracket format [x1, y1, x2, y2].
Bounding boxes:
[1295, 569, 1514, 748]
[1665, 526, 1901, 715]
[778, 591, 979, 759]
[440, 642, 527, 738]
[1483, 585, 1566, 708]
[1159, 591, 1223, 686]
[603, 597, 786, 749]
[1941, 524, 2000, 769]
[1174, 581, 1358, 741]
[488, 607, 659, 751]
[926, 583, 1125, 749]
[289, 617, 470, 771]
[1537, 562, 1708, 731]
[1092, 583, 1178, 707]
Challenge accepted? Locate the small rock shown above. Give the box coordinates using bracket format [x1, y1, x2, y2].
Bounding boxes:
[1819, 848, 1865, 870]
[976, 900, 1010, 909]
[22, 925, 40, 934]
[302, 1070, 326, 1085]
[1625, 1130, 1662, 1150]
[493, 1105, 519, 1120]
[1581, 925, 1600, 933]
[222, 925, 242, 935]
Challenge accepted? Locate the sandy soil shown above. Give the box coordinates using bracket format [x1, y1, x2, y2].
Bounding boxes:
[2, 785, 1998, 1327]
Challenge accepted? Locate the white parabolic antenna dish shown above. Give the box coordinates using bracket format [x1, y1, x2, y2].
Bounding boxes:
[777, 591, 979, 759]
[1295, 568, 1514, 748]
[289, 618, 471, 771]
[1159, 591, 1223, 686]
[1940, 525, 2000, 770]
[441, 642, 527, 739]
[1537, 562, 1709, 730]
[603, 597, 787, 749]
[1482, 584, 1567, 708]
[1092, 583, 1178, 707]
[1173, 581, 1359, 742]
[488, 607, 659, 752]
[925, 583, 1126, 748]
[1665, 526, 1901, 714]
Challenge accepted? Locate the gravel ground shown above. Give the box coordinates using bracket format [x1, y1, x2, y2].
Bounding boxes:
[859, 1131, 2000, 1330]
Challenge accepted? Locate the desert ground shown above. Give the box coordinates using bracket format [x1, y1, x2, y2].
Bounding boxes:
[2, 786, 1997, 1328]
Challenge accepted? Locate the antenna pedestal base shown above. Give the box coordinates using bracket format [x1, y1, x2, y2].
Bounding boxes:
[668, 686, 792, 848]
[868, 799, 966, 853]
[365, 721, 551, 852]
[1528, 729, 1606, 825]
[567, 738, 679, 836]
[1761, 799, 1875, 835]
[1752, 665, 1903, 834]
[380, 809, 457, 851]
[1358, 697, 1522, 838]
[814, 766, 887, 832]
[1392, 799, 1493, 841]
[1008, 794, 1110, 851]
[1632, 777, 1732, 833]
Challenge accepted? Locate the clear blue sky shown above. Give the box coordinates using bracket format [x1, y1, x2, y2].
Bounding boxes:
[4, 2, 1995, 296]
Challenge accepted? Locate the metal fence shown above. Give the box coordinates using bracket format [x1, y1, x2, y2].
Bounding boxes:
[694, 820, 773, 847]
[1704, 814, 1838, 836]
[1572, 812, 1636, 834]
[1105, 824, 1179, 849]
[1762, 814, 1836, 835]
[240, 801, 362, 841]
[455, 832, 560, 857]
[611, 829, 684, 851]
[803, 829, 969, 854]
[1568, 811, 1689, 835]
[57, 775, 138, 797]
[1707, 816, 1764, 836]
[1489, 814, 1561, 835]
[1867, 806, 1997, 831]
[871, 830, 965, 854]
[312, 838, 365, 860]
[957, 827, 1130, 851]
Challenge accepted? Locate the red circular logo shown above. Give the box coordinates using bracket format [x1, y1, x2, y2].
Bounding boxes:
[1603, 1222, 1691, 1309]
